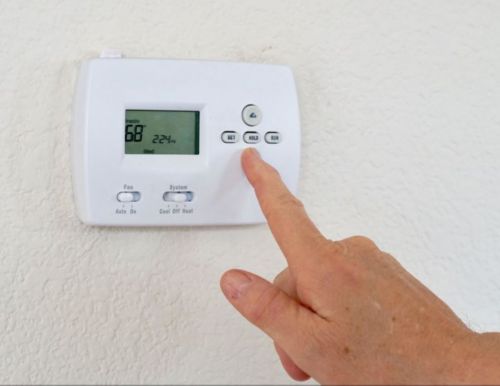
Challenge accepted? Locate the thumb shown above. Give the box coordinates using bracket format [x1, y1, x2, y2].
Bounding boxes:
[220, 269, 322, 364]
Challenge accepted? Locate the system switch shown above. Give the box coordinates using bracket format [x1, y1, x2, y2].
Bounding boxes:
[163, 191, 194, 203]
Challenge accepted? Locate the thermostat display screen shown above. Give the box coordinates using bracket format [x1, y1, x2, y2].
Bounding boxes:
[125, 110, 200, 155]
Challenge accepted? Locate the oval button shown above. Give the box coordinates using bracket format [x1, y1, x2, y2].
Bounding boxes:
[265, 131, 281, 144]
[243, 131, 261, 144]
[221, 131, 239, 143]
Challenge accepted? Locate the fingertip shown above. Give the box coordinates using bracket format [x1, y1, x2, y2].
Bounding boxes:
[219, 269, 236, 296]
[220, 268, 251, 284]
[290, 372, 311, 382]
[241, 147, 261, 175]
[243, 147, 261, 160]
[220, 269, 254, 301]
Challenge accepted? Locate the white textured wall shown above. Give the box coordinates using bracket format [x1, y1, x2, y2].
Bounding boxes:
[1, 0, 500, 384]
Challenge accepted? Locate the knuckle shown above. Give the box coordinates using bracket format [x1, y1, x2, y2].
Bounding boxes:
[276, 191, 304, 210]
[345, 235, 379, 252]
[324, 239, 348, 257]
[263, 192, 304, 220]
[267, 163, 282, 178]
[252, 163, 281, 190]
[315, 239, 369, 289]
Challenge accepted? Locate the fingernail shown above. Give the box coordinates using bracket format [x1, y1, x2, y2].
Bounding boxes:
[222, 271, 253, 300]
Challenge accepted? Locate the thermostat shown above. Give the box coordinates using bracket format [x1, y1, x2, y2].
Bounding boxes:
[72, 56, 301, 226]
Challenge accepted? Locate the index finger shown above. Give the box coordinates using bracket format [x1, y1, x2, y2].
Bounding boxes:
[241, 148, 327, 272]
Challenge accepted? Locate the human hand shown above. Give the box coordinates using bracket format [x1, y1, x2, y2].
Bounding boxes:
[220, 148, 500, 384]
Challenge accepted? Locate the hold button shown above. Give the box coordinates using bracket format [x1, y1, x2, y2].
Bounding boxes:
[243, 131, 261, 144]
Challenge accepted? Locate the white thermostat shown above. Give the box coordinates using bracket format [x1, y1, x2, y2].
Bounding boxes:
[72, 55, 301, 226]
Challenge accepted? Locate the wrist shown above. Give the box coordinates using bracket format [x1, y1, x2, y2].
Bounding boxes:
[468, 332, 500, 384]
[448, 331, 500, 384]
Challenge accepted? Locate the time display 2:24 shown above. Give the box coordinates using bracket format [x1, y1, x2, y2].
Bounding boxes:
[125, 124, 177, 144]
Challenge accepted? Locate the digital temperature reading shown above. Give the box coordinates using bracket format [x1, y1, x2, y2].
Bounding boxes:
[125, 110, 200, 155]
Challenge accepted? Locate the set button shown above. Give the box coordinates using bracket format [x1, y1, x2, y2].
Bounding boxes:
[220, 104, 282, 144]
[221, 131, 239, 143]
[116, 191, 141, 202]
[221, 131, 281, 144]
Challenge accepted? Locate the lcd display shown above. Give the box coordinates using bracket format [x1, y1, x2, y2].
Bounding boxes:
[125, 110, 200, 155]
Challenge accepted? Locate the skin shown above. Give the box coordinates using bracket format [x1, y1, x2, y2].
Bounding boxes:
[220, 148, 500, 385]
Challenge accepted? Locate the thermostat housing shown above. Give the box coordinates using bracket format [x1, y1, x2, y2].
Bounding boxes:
[72, 57, 301, 226]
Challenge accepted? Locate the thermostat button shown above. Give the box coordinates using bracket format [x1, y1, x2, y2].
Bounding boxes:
[243, 131, 261, 144]
[117, 191, 141, 202]
[163, 191, 194, 203]
[265, 131, 281, 144]
[242, 104, 262, 126]
[221, 131, 239, 143]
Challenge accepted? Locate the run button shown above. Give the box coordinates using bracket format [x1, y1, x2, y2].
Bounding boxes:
[265, 131, 281, 144]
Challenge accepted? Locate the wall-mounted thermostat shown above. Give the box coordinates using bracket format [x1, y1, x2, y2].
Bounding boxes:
[72, 54, 301, 226]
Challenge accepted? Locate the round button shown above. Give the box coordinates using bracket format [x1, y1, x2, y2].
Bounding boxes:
[242, 104, 262, 127]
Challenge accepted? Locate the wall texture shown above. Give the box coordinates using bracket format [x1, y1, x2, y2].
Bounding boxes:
[1, 0, 500, 384]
